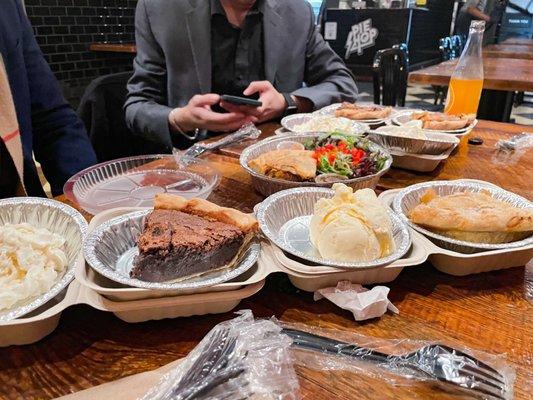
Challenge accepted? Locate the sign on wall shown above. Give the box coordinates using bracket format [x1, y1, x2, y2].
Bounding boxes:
[344, 18, 379, 59]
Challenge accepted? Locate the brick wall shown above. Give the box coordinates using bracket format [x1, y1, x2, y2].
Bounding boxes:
[25, 0, 138, 106]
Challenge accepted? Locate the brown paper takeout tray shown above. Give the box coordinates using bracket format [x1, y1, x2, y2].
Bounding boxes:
[378, 186, 533, 275]
[389, 145, 456, 172]
[1, 269, 264, 347]
[79, 205, 432, 299]
[5, 180, 529, 347]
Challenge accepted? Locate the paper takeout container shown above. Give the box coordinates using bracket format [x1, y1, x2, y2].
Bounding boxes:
[79, 206, 430, 299]
[378, 186, 533, 275]
[389, 146, 456, 172]
[1, 278, 264, 346]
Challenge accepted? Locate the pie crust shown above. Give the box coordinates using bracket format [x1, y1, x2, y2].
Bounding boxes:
[335, 102, 392, 120]
[408, 189, 533, 243]
[154, 194, 258, 234]
[410, 111, 475, 130]
[248, 149, 316, 181]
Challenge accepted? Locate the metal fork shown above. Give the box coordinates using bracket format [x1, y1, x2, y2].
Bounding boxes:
[175, 123, 261, 165]
[283, 328, 509, 400]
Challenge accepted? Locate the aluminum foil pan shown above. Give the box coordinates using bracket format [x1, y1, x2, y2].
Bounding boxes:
[84, 210, 260, 290]
[240, 134, 393, 197]
[368, 127, 460, 155]
[280, 113, 368, 135]
[392, 180, 533, 253]
[313, 102, 396, 125]
[257, 187, 411, 269]
[0, 197, 87, 322]
[392, 110, 478, 135]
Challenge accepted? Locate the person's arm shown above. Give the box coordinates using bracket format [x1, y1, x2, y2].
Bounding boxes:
[466, 5, 491, 21]
[16, 0, 96, 196]
[124, 0, 174, 151]
[291, 2, 358, 110]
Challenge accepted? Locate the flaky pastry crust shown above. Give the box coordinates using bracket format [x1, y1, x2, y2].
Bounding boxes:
[335, 102, 392, 120]
[248, 149, 316, 181]
[408, 189, 533, 234]
[154, 194, 258, 234]
[410, 111, 475, 130]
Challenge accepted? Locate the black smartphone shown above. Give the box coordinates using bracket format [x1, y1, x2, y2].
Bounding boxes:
[220, 95, 262, 107]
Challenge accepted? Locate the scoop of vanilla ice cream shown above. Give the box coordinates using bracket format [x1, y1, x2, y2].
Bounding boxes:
[309, 183, 396, 262]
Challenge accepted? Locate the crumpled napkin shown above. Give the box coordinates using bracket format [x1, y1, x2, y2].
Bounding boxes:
[314, 281, 399, 321]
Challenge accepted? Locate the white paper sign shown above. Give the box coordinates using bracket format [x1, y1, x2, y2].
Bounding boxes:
[324, 22, 338, 41]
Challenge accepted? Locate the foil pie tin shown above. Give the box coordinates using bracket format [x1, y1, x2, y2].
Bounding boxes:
[392, 180, 533, 253]
[256, 187, 411, 269]
[280, 113, 368, 135]
[240, 134, 392, 197]
[83, 210, 261, 290]
[313, 102, 396, 125]
[368, 127, 460, 155]
[0, 197, 87, 322]
[392, 111, 478, 136]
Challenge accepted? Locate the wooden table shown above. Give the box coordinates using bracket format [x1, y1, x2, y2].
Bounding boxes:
[409, 58, 533, 122]
[1, 121, 532, 399]
[483, 44, 533, 60]
[89, 43, 137, 53]
[501, 37, 533, 46]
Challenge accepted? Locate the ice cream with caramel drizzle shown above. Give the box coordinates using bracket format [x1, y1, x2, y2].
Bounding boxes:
[309, 183, 395, 262]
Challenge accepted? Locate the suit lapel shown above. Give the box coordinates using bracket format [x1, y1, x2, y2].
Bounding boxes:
[263, 0, 282, 84]
[185, 0, 211, 93]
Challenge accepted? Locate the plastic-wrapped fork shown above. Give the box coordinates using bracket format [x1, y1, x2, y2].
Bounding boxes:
[283, 328, 510, 400]
[496, 132, 532, 152]
[175, 123, 262, 166]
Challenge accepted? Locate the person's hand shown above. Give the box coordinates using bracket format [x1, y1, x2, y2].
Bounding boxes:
[169, 94, 257, 133]
[238, 81, 287, 123]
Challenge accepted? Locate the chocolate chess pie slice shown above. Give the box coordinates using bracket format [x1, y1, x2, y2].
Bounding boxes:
[131, 194, 258, 282]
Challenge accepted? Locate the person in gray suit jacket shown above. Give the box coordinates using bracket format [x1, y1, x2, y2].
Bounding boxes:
[125, 0, 358, 150]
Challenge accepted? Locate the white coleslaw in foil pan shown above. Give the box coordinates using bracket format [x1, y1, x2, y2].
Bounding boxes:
[0, 197, 87, 322]
[281, 114, 368, 135]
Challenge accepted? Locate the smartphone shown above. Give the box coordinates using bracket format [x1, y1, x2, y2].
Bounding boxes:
[220, 95, 262, 107]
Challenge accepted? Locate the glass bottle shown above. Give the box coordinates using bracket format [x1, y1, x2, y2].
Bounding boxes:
[444, 21, 485, 115]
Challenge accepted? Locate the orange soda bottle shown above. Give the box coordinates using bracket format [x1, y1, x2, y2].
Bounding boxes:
[444, 21, 485, 115]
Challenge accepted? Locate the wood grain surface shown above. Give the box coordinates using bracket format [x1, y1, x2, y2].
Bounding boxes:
[0, 121, 532, 400]
[408, 58, 533, 92]
[483, 44, 533, 60]
[501, 37, 533, 46]
[89, 43, 137, 53]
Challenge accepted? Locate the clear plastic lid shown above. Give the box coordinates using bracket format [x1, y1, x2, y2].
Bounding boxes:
[64, 155, 220, 215]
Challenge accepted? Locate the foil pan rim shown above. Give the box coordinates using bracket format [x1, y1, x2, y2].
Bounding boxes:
[312, 102, 398, 124]
[257, 187, 412, 269]
[392, 111, 478, 134]
[83, 210, 260, 290]
[392, 180, 533, 251]
[0, 197, 87, 323]
[280, 113, 369, 135]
